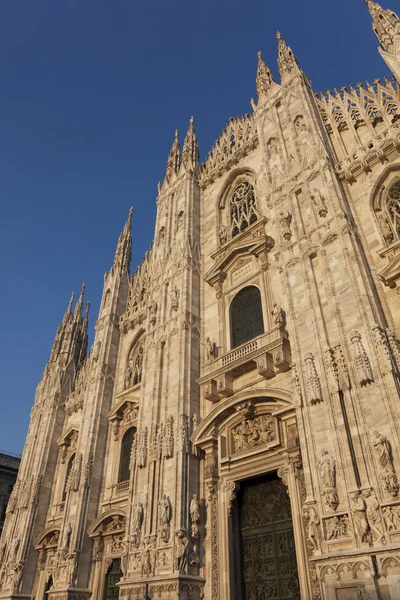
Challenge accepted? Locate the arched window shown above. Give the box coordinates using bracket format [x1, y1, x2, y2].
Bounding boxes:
[229, 180, 258, 238]
[43, 576, 53, 600]
[124, 341, 144, 390]
[385, 180, 400, 240]
[62, 454, 75, 502]
[230, 286, 264, 349]
[119, 427, 136, 483]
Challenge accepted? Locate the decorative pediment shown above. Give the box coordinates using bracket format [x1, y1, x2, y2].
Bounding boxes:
[108, 398, 139, 440]
[379, 251, 400, 289]
[87, 509, 127, 538]
[205, 221, 274, 294]
[34, 527, 60, 549]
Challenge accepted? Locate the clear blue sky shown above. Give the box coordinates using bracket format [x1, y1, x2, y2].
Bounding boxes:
[0, 0, 391, 454]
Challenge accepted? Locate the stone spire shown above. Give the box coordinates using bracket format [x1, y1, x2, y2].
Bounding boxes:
[256, 51, 275, 99]
[165, 129, 181, 181]
[366, 0, 399, 53]
[114, 207, 133, 274]
[182, 116, 199, 167]
[277, 31, 300, 82]
[49, 285, 90, 369]
[74, 282, 86, 318]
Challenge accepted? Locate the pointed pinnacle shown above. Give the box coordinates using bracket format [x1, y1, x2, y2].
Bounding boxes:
[67, 291, 75, 313]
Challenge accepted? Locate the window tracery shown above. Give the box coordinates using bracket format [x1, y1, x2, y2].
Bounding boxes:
[124, 340, 144, 390]
[384, 180, 400, 242]
[229, 180, 259, 239]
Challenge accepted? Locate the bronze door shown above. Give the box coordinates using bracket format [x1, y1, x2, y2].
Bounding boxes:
[104, 558, 122, 600]
[239, 475, 300, 600]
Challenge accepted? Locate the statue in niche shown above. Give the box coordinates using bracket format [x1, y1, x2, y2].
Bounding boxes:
[10, 538, 20, 562]
[378, 213, 394, 245]
[170, 288, 180, 311]
[148, 300, 158, 326]
[218, 224, 228, 245]
[373, 431, 399, 496]
[303, 506, 321, 554]
[141, 549, 152, 576]
[175, 530, 189, 572]
[362, 490, 384, 543]
[124, 363, 133, 390]
[62, 524, 72, 550]
[271, 303, 284, 327]
[190, 494, 200, 525]
[278, 210, 292, 241]
[131, 502, 144, 547]
[159, 495, 172, 543]
[190, 494, 200, 538]
[350, 492, 370, 543]
[205, 337, 215, 361]
[311, 188, 328, 218]
[319, 450, 336, 489]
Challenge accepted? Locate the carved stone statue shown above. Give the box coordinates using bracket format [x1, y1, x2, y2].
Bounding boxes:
[148, 300, 158, 326]
[10, 538, 20, 562]
[271, 303, 284, 327]
[319, 450, 336, 489]
[205, 337, 215, 361]
[175, 530, 188, 572]
[141, 549, 152, 576]
[350, 492, 370, 543]
[373, 431, 399, 496]
[311, 188, 328, 218]
[378, 213, 394, 244]
[190, 494, 200, 525]
[124, 363, 133, 390]
[218, 224, 228, 245]
[159, 495, 172, 543]
[363, 490, 384, 543]
[170, 288, 180, 311]
[278, 210, 292, 241]
[303, 506, 321, 554]
[131, 503, 144, 547]
[62, 524, 72, 550]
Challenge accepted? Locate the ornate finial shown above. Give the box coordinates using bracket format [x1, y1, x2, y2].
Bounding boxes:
[128, 206, 133, 220]
[182, 117, 199, 166]
[276, 31, 282, 40]
[84, 301, 90, 318]
[256, 50, 275, 100]
[276, 31, 299, 82]
[67, 292, 75, 313]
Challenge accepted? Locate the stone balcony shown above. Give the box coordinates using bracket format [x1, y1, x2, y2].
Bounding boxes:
[198, 326, 291, 403]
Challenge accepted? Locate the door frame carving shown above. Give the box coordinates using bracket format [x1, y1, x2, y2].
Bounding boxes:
[192, 393, 313, 600]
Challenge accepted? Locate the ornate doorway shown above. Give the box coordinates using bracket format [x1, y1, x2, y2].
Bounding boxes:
[238, 473, 300, 600]
[104, 558, 122, 600]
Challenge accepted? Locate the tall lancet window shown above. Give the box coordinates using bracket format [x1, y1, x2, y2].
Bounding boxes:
[118, 427, 136, 483]
[230, 286, 264, 349]
[230, 180, 258, 238]
[386, 180, 400, 240]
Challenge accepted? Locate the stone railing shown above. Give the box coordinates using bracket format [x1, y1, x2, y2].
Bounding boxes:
[222, 339, 260, 367]
[115, 480, 130, 497]
[199, 327, 292, 403]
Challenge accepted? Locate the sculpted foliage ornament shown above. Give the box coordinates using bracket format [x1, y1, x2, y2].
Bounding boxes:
[349, 331, 373, 386]
[304, 353, 322, 405]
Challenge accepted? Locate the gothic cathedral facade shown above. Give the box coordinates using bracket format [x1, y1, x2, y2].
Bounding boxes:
[3, 3, 400, 599]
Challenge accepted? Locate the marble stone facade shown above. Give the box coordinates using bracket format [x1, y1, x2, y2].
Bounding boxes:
[2, 2, 400, 599]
